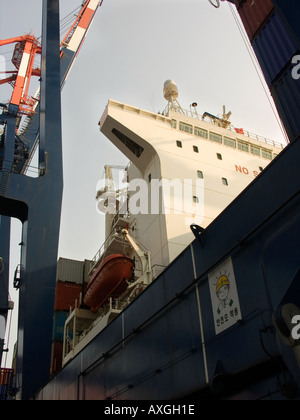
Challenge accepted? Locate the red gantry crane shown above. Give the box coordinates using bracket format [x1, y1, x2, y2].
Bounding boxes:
[0, 35, 41, 117]
[0, 0, 103, 173]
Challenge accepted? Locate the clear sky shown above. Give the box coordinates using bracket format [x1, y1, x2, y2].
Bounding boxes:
[0, 0, 286, 367]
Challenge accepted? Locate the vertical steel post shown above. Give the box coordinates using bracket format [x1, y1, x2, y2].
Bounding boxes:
[0, 0, 62, 399]
[0, 216, 10, 367]
[15, 0, 63, 400]
[2, 118, 16, 173]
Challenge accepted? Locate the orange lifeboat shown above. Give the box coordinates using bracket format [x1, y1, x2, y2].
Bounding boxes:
[84, 254, 135, 312]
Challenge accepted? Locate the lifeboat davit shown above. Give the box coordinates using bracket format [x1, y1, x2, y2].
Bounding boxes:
[84, 254, 135, 312]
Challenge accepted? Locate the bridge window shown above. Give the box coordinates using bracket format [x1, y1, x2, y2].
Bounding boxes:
[171, 119, 177, 129]
[238, 141, 249, 153]
[251, 145, 261, 156]
[224, 137, 236, 148]
[262, 149, 272, 160]
[209, 132, 222, 143]
[194, 127, 208, 139]
[112, 128, 144, 158]
[179, 122, 193, 134]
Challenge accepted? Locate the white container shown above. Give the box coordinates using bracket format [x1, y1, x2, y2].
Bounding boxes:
[56, 258, 84, 285]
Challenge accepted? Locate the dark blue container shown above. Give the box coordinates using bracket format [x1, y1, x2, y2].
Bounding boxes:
[271, 0, 300, 48]
[252, 12, 299, 85]
[52, 311, 68, 342]
[270, 63, 300, 142]
[232, 1, 300, 143]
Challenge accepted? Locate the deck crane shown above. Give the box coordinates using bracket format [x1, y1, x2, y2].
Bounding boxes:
[0, 0, 102, 399]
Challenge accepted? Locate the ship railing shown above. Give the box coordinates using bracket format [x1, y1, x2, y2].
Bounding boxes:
[63, 261, 166, 363]
[166, 107, 284, 149]
[225, 125, 285, 149]
[90, 239, 106, 271]
[118, 283, 149, 311]
[111, 208, 130, 233]
[89, 232, 117, 274]
[89, 225, 131, 275]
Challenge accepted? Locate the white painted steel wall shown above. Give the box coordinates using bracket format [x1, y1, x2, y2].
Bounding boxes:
[100, 100, 283, 265]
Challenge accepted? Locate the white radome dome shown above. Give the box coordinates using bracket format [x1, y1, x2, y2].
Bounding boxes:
[163, 80, 179, 102]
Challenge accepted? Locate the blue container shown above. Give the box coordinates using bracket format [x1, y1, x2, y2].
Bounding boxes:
[270, 63, 300, 142]
[252, 12, 299, 85]
[52, 311, 68, 342]
[271, 0, 300, 47]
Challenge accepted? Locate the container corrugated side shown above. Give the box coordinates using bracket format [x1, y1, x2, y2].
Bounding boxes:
[270, 63, 300, 142]
[0, 369, 13, 386]
[52, 311, 69, 342]
[0, 369, 13, 401]
[83, 259, 93, 284]
[54, 281, 83, 312]
[252, 12, 299, 85]
[234, 0, 274, 41]
[272, 0, 300, 47]
[56, 257, 84, 284]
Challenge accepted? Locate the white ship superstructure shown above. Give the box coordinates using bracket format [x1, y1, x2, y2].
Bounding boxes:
[98, 81, 284, 268]
[62, 81, 284, 365]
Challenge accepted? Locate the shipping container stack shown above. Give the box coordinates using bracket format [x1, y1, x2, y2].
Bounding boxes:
[0, 368, 14, 400]
[230, 0, 300, 143]
[50, 258, 92, 377]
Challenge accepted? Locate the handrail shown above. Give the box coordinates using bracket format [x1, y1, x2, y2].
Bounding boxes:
[168, 107, 284, 150]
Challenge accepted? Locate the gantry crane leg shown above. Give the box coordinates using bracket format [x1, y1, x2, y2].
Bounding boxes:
[0, 0, 63, 400]
[0, 216, 10, 367]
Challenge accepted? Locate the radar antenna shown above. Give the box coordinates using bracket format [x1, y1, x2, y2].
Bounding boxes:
[163, 80, 184, 116]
